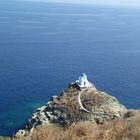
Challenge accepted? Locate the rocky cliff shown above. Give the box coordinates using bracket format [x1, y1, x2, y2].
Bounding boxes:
[15, 81, 127, 137]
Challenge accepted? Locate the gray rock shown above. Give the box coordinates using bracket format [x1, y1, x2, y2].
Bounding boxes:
[15, 82, 127, 137]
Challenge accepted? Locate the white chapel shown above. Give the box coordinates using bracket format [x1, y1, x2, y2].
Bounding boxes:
[76, 73, 92, 89]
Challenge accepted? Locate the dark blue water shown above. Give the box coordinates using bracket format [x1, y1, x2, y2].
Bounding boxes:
[0, 1, 140, 136]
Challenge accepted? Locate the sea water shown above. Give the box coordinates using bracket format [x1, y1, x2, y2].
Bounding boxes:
[0, 0, 140, 136]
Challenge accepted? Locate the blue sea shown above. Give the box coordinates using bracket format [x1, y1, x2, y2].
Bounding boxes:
[0, 0, 140, 136]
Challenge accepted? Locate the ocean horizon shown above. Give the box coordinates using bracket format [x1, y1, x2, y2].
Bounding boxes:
[0, 1, 140, 136]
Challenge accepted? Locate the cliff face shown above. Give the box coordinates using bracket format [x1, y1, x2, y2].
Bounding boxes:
[16, 82, 127, 137]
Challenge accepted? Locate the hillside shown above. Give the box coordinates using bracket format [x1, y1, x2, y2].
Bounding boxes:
[1, 75, 140, 140]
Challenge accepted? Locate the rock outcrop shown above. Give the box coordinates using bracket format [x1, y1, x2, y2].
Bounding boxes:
[15, 82, 127, 137]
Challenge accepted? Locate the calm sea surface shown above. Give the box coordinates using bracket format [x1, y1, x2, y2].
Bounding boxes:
[0, 1, 140, 136]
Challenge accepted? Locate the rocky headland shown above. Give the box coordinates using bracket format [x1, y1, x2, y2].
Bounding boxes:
[15, 77, 127, 138]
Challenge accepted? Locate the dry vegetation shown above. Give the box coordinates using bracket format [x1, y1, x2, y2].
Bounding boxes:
[29, 110, 140, 140]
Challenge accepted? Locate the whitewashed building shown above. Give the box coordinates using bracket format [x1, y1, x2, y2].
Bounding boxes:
[76, 73, 92, 89]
